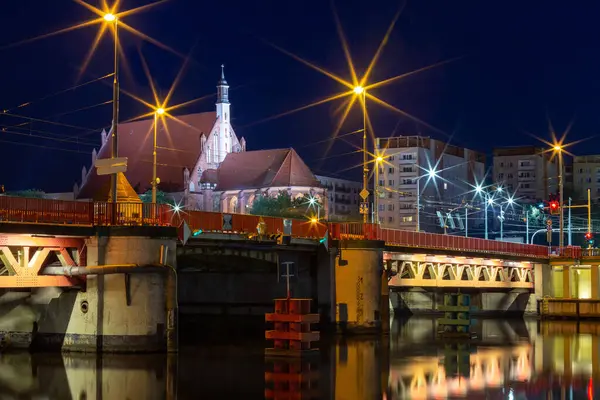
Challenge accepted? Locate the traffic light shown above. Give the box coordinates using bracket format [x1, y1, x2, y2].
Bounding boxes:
[586, 232, 595, 247]
[548, 193, 560, 215]
[549, 200, 559, 214]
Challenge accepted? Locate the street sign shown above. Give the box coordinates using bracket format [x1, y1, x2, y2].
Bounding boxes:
[360, 189, 370, 200]
[178, 220, 192, 246]
[95, 157, 128, 176]
[360, 202, 369, 214]
[222, 214, 233, 230]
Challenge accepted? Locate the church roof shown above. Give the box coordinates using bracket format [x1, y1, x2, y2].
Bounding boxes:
[215, 148, 321, 191]
[89, 172, 141, 202]
[78, 112, 216, 199]
[200, 169, 218, 184]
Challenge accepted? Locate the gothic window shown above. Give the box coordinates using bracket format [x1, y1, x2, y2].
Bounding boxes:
[213, 135, 218, 163]
[225, 142, 228, 153]
[206, 146, 211, 162]
[189, 182, 195, 192]
[225, 112, 227, 121]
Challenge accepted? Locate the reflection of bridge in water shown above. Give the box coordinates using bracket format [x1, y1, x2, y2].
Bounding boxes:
[1, 319, 600, 399]
[387, 318, 600, 399]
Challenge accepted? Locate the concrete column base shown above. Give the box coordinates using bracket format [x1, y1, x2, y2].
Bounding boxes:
[334, 240, 384, 334]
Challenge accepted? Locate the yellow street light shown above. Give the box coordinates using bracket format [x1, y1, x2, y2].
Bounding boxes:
[156, 107, 165, 115]
[310, 217, 318, 224]
[103, 13, 116, 22]
[554, 145, 562, 151]
[376, 156, 383, 163]
[353, 86, 364, 95]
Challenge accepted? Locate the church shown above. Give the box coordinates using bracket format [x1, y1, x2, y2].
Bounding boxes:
[75, 66, 332, 216]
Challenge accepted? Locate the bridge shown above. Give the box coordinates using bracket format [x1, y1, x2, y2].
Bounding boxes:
[0, 195, 553, 288]
[0, 195, 593, 352]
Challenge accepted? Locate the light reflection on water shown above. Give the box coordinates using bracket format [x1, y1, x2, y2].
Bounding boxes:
[0, 317, 599, 399]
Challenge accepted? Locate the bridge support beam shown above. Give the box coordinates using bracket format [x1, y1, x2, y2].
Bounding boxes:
[592, 265, 600, 299]
[334, 240, 384, 333]
[31, 235, 178, 353]
[563, 265, 571, 299]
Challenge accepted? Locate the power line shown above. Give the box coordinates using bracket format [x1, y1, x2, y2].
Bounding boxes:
[0, 128, 98, 147]
[3, 72, 114, 113]
[1, 111, 96, 131]
[0, 138, 89, 154]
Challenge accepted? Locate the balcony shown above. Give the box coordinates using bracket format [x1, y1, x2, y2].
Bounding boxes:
[518, 163, 535, 171]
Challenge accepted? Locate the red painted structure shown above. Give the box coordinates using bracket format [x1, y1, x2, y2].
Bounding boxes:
[0, 195, 563, 259]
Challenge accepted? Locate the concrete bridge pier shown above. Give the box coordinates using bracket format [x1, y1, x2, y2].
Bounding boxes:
[333, 240, 385, 334]
[32, 232, 178, 353]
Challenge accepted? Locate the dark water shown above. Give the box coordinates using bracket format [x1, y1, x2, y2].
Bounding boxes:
[0, 317, 598, 399]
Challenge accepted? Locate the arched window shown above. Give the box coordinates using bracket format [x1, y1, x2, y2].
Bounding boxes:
[206, 146, 211, 162]
[225, 112, 227, 121]
[225, 142, 228, 153]
[213, 135, 218, 163]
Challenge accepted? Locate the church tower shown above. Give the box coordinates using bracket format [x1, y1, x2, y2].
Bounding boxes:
[214, 65, 232, 163]
[216, 64, 230, 121]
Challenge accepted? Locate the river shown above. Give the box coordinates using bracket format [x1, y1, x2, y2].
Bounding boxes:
[0, 317, 596, 399]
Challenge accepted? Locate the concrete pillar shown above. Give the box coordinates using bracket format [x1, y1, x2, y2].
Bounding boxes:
[334, 240, 384, 333]
[563, 265, 571, 298]
[592, 265, 600, 299]
[380, 260, 392, 334]
[34, 233, 178, 353]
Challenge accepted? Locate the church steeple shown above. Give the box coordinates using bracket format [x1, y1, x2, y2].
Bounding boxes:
[216, 64, 229, 104]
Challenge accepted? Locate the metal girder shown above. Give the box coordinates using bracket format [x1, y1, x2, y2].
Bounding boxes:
[0, 234, 84, 248]
[0, 275, 77, 288]
[388, 259, 534, 290]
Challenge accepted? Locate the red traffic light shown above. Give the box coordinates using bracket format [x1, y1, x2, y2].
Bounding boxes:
[549, 201, 559, 210]
[586, 232, 593, 240]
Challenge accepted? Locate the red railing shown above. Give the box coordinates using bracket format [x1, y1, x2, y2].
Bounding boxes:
[0, 195, 571, 257]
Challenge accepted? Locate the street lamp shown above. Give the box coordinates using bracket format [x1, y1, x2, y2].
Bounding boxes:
[105, 11, 120, 205]
[553, 144, 564, 249]
[354, 85, 368, 223]
[151, 107, 165, 204]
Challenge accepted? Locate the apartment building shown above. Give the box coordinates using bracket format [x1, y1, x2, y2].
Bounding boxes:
[573, 155, 600, 200]
[492, 146, 558, 202]
[315, 175, 361, 221]
[375, 136, 486, 232]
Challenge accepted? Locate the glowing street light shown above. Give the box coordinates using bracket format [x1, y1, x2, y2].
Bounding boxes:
[428, 168, 438, 179]
[156, 107, 165, 115]
[104, 10, 120, 205]
[355, 85, 368, 223]
[553, 144, 565, 248]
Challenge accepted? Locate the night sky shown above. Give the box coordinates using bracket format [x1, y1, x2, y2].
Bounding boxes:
[0, 0, 598, 192]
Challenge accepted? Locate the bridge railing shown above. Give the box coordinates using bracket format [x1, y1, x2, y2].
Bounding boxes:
[0, 196, 92, 225]
[331, 223, 550, 258]
[168, 209, 329, 239]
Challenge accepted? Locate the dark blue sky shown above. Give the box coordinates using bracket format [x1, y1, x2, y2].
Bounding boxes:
[0, 0, 598, 191]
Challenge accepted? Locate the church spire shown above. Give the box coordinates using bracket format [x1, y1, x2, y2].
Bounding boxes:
[217, 64, 229, 104]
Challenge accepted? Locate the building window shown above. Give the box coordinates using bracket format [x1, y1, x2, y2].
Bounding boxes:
[379, 204, 385, 211]
[402, 179, 412, 185]
[388, 216, 393, 223]
[500, 162, 504, 167]
[507, 173, 513, 179]
[379, 179, 384, 186]
[225, 112, 227, 121]
[388, 204, 394, 211]
[389, 156, 395, 161]
[207, 146, 211, 162]
[443, 182, 448, 190]
[402, 167, 412, 173]
[388, 192, 393, 199]
[379, 168, 384, 174]
[402, 216, 413, 222]
[388, 167, 394, 174]
[498, 173, 504, 179]
[388, 180, 394, 185]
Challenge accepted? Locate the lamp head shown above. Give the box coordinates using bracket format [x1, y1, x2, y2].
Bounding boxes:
[353, 86, 364, 95]
[104, 13, 116, 22]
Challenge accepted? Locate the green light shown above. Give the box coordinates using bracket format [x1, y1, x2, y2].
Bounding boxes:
[192, 229, 203, 237]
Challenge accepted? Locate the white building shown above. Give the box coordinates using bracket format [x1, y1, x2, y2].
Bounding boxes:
[573, 155, 600, 201]
[493, 146, 558, 203]
[375, 136, 486, 233]
[316, 175, 361, 221]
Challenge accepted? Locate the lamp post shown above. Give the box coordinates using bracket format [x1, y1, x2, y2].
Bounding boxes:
[104, 12, 120, 204]
[554, 145, 564, 249]
[354, 85, 368, 223]
[152, 107, 165, 204]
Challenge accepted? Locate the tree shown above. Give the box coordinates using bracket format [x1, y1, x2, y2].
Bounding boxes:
[6, 189, 46, 198]
[139, 190, 176, 206]
[248, 191, 323, 218]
